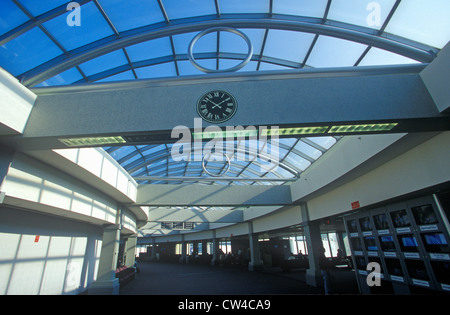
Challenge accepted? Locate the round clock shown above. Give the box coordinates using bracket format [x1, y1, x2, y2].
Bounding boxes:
[197, 90, 237, 123]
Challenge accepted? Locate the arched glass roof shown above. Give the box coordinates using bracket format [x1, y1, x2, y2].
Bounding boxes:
[1, 0, 449, 187]
[1, 0, 448, 87]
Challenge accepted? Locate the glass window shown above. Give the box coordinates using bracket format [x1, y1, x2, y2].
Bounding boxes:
[384, 0, 450, 49]
[79, 50, 128, 76]
[95, 70, 135, 83]
[162, 0, 216, 20]
[219, 0, 270, 14]
[219, 30, 251, 54]
[259, 62, 293, 71]
[135, 62, 177, 79]
[189, 31, 217, 54]
[19, 0, 68, 17]
[305, 137, 337, 150]
[36, 67, 84, 86]
[172, 32, 197, 55]
[264, 30, 315, 63]
[328, 232, 340, 257]
[327, 0, 397, 29]
[126, 37, 173, 62]
[294, 141, 322, 160]
[219, 59, 257, 72]
[359, 47, 420, 66]
[272, 0, 329, 18]
[321, 233, 332, 257]
[0, 1, 30, 36]
[307, 35, 368, 68]
[0, 27, 62, 76]
[98, 0, 165, 32]
[177, 59, 216, 75]
[237, 29, 265, 55]
[42, 1, 114, 51]
[284, 153, 311, 171]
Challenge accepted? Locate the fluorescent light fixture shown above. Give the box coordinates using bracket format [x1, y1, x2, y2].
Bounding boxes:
[328, 123, 398, 133]
[192, 129, 258, 140]
[261, 126, 329, 136]
[59, 136, 126, 147]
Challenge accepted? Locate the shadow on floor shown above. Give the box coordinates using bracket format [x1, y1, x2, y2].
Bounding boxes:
[119, 261, 360, 295]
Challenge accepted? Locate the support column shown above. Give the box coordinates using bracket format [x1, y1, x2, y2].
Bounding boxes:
[151, 237, 157, 261]
[124, 235, 137, 268]
[89, 224, 121, 295]
[248, 221, 264, 271]
[211, 230, 219, 266]
[301, 203, 323, 287]
[180, 235, 186, 264]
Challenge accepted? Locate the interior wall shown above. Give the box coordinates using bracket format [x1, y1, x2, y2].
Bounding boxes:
[2, 152, 120, 226]
[307, 131, 450, 221]
[0, 206, 103, 295]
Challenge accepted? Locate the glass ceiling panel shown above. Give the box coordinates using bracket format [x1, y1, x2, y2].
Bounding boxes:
[306, 137, 337, 150]
[359, 47, 420, 67]
[0, 1, 29, 36]
[126, 38, 173, 62]
[135, 62, 178, 79]
[307, 35, 368, 68]
[384, 0, 450, 49]
[219, 59, 257, 72]
[98, 0, 165, 32]
[177, 59, 216, 76]
[259, 62, 292, 71]
[162, 0, 216, 20]
[0, 27, 62, 76]
[237, 29, 265, 55]
[42, 1, 114, 51]
[219, 0, 270, 14]
[79, 49, 127, 76]
[272, 0, 329, 18]
[264, 30, 315, 63]
[327, 0, 398, 30]
[96, 70, 135, 83]
[36, 67, 83, 87]
[19, 0, 68, 17]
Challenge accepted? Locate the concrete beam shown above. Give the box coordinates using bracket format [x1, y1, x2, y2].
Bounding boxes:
[2, 65, 448, 151]
[147, 207, 243, 223]
[136, 184, 292, 206]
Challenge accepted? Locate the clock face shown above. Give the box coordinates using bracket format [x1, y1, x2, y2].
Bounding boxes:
[197, 90, 237, 123]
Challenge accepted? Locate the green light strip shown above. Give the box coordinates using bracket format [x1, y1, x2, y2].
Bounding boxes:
[261, 126, 329, 136]
[328, 123, 398, 133]
[192, 129, 258, 140]
[59, 136, 126, 147]
[192, 123, 398, 139]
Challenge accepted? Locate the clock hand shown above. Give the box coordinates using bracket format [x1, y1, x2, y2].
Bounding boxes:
[206, 99, 220, 108]
[215, 97, 231, 107]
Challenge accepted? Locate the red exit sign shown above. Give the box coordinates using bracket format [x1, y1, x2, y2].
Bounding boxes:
[351, 201, 360, 209]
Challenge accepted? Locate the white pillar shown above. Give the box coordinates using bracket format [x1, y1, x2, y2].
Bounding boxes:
[301, 203, 323, 287]
[89, 224, 121, 295]
[125, 235, 137, 268]
[211, 230, 219, 266]
[248, 221, 264, 271]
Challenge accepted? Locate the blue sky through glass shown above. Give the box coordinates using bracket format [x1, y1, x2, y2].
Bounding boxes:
[0, 1, 447, 86]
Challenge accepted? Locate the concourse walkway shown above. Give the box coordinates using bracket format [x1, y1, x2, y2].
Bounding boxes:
[119, 261, 359, 295]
